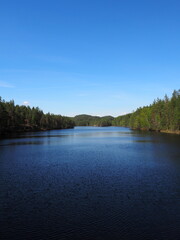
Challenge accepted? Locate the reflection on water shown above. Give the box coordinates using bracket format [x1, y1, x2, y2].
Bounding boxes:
[0, 127, 180, 240]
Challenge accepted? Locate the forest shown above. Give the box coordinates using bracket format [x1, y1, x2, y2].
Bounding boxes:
[73, 114, 114, 127]
[113, 90, 180, 133]
[0, 97, 75, 136]
[0, 89, 179, 136]
[74, 90, 180, 133]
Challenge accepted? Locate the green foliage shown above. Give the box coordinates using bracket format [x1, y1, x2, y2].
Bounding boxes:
[0, 98, 75, 135]
[73, 114, 114, 127]
[113, 90, 180, 132]
[1, 89, 179, 135]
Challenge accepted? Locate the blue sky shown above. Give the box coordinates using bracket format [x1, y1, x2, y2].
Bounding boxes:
[0, 0, 180, 117]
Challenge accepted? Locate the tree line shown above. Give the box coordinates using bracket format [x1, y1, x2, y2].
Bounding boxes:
[113, 90, 180, 132]
[73, 114, 114, 127]
[1, 89, 179, 136]
[0, 97, 75, 136]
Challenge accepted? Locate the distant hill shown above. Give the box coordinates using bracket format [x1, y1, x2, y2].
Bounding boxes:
[73, 114, 114, 126]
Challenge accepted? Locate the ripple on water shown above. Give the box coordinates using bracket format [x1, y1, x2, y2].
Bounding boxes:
[0, 127, 180, 240]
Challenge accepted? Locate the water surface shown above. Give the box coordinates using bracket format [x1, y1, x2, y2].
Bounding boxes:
[0, 127, 180, 240]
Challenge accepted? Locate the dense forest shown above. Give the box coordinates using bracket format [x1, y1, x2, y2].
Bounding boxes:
[113, 90, 180, 133]
[0, 97, 75, 136]
[0, 90, 179, 136]
[74, 90, 180, 133]
[73, 114, 114, 127]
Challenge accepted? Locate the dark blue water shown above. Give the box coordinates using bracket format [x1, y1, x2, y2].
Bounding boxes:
[0, 127, 180, 240]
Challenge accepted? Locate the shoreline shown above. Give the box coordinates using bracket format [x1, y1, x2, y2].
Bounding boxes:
[112, 126, 180, 135]
[1, 126, 179, 140]
[160, 129, 180, 135]
[0, 126, 74, 139]
[131, 127, 180, 135]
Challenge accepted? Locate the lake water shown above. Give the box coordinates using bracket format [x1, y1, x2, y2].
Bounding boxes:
[0, 126, 180, 240]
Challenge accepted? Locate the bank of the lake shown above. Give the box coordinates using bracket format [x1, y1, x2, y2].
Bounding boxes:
[0, 125, 74, 139]
[160, 129, 180, 135]
[129, 127, 180, 135]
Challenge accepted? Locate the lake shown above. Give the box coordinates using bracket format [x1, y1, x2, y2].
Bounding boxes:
[0, 126, 180, 240]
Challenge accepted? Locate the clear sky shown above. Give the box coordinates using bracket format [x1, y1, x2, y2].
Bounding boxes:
[0, 0, 180, 117]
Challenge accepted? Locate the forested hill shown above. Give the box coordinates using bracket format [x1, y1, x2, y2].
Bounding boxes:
[0, 97, 75, 136]
[73, 114, 114, 126]
[113, 90, 180, 133]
